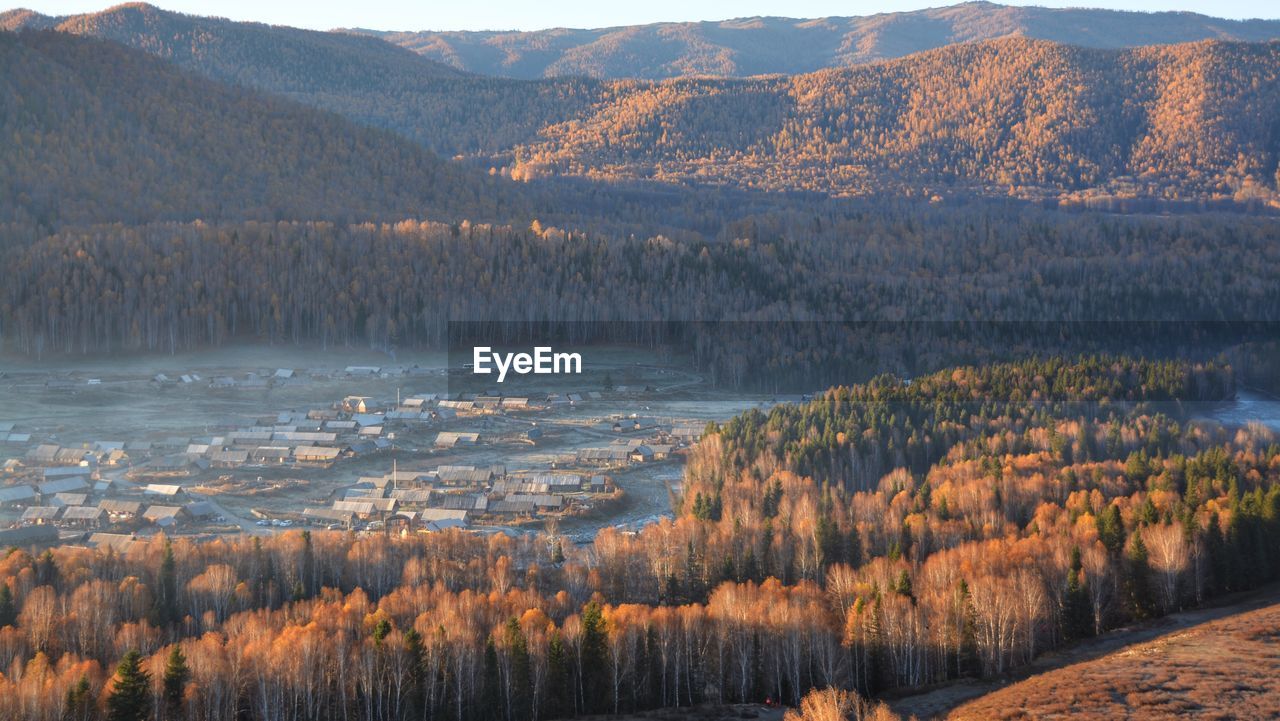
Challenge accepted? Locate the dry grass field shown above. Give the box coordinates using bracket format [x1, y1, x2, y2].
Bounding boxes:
[946, 601, 1280, 720]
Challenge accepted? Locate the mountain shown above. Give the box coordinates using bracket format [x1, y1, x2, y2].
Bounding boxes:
[0, 3, 601, 155]
[2, 2, 466, 88]
[505, 38, 1280, 203]
[0, 29, 511, 228]
[350, 1, 1280, 80]
[5, 4, 1279, 205]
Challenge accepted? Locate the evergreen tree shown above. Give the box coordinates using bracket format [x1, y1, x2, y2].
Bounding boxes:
[152, 541, 178, 626]
[35, 550, 59, 588]
[893, 569, 914, 600]
[63, 674, 94, 721]
[0, 584, 16, 628]
[162, 644, 189, 719]
[372, 617, 392, 644]
[1097, 504, 1125, 554]
[1123, 533, 1156, 620]
[503, 618, 531, 721]
[300, 529, 316, 596]
[106, 650, 152, 721]
[1062, 546, 1093, 641]
[403, 628, 426, 719]
[580, 601, 609, 713]
[545, 630, 570, 720]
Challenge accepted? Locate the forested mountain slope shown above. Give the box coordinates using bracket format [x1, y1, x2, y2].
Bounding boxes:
[7, 5, 1279, 204]
[510, 38, 1280, 202]
[352, 1, 1280, 80]
[0, 2, 465, 88]
[0, 2, 602, 155]
[0, 30, 513, 227]
[6, 205, 1279, 358]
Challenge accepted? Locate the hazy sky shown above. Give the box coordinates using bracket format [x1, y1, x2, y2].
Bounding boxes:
[15, 0, 1280, 31]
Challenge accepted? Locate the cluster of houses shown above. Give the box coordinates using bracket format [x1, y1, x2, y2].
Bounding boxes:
[170, 365, 438, 389]
[0, 475, 221, 534]
[298, 466, 615, 530]
[568, 421, 703, 468]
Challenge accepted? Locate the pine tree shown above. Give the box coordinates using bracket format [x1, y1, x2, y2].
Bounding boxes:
[162, 644, 189, 719]
[372, 617, 392, 645]
[106, 650, 152, 721]
[503, 618, 531, 721]
[580, 601, 608, 713]
[36, 550, 59, 587]
[64, 674, 94, 721]
[1097, 504, 1125, 554]
[546, 630, 570, 719]
[152, 541, 177, 626]
[1124, 533, 1156, 620]
[893, 569, 914, 600]
[300, 529, 316, 595]
[0, 584, 16, 628]
[403, 628, 426, 719]
[1062, 546, 1093, 641]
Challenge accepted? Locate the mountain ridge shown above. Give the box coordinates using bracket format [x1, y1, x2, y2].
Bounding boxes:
[345, 1, 1280, 79]
[4, 4, 1280, 205]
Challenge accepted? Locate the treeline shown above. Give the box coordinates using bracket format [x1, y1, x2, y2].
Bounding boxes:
[5, 205, 1280, 369]
[0, 358, 1277, 720]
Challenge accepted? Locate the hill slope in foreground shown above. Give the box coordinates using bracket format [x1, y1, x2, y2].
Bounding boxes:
[904, 590, 1280, 720]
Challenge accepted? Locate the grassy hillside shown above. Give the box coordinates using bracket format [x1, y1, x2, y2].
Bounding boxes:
[946, 595, 1280, 719]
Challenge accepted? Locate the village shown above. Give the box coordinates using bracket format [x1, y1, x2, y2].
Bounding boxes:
[0, 350, 761, 553]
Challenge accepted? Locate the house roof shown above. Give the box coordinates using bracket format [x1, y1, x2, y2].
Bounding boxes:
[61, 506, 105, 521]
[490, 500, 536, 515]
[39, 477, 89, 495]
[22, 504, 59, 522]
[210, 450, 249, 463]
[185, 501, 217, 517]
[333, 500, 375, 515]
[99, 500, 143, 514]
[51, 492, 88, 507]
[144, 484, 183, 496]
[142, 505, 185, 521]
[418, 508, 469, 523]
[303, 507, 355, 522]
[87, 532, 136, 552]
[389, 489, 434, 504]
[0, 525, 59, 546]
[22, 506, 61, 520]
[0, 485, 37, 503]
[294, 446, 342, 460]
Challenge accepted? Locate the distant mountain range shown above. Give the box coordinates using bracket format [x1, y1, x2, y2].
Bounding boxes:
[2, 2, 1278, 209]
[345, 1, 1280, 79]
